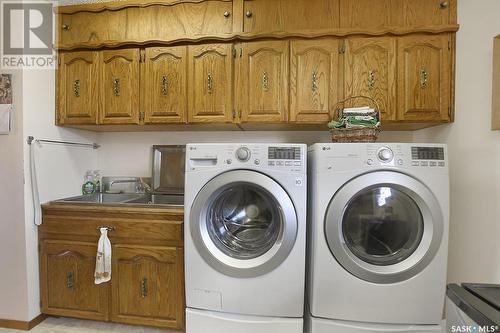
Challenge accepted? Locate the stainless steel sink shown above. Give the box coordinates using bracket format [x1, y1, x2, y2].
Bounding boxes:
[57, 193, 143, 204]
[126, 194, 184, 207]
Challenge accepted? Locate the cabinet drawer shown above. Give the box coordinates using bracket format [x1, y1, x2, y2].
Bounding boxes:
[57, 1, 233, 49]
[41, 209, 183, 246]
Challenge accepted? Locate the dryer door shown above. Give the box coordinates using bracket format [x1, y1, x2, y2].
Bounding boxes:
[325, 171, 444, 284]
[190, 170, 298, 278]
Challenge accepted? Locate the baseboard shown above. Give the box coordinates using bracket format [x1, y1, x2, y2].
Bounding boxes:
[0, 314, 47, 330]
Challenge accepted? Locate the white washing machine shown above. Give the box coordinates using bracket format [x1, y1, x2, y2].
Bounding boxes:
[184, 143, 307, 333]
[307, 143, 449, 332]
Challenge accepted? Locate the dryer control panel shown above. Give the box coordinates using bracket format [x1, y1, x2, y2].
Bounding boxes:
[187, 143, 306, 174]
[309, 143, 448, 172]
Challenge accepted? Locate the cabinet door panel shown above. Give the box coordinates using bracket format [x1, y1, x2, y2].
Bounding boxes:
[340, 0, 394, 30]
[100, 49, 140, 124]
[58, 1, 233, 49]
[397, 34, 451, 121]
[57, 51, 99, 125]
[399, 0, 456, 28]
[111, 245, 184, 329]
[290, 39, 340, 123]
[40, 240, 109, 321]
[144, 46, 187, 124]
[188, 44, 233, 123]
[243, 0, 340, 34]
[344, 37, 397, 121]
[239, 41, 289, 123]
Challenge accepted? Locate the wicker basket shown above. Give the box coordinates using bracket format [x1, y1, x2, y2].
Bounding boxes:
[329, 96, 381, 143]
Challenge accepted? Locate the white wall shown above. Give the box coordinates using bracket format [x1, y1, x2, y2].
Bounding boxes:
[97, 131, 412, 176]
[22, 69, 98, 319]
[0, 71, 31, 321]
[414, 0, 500, 284]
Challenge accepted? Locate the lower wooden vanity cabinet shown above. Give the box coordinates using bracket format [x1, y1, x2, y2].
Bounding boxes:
[39, 204, 185, 330]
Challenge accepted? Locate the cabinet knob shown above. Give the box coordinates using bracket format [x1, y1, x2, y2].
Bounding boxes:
[245, 11, 253, 18]
[62, 24, 70, 31]
[439, 1, 449, 9]
[223, 11, 231, 18]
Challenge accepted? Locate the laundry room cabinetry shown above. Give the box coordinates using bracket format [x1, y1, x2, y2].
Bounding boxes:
[54, 0, 458, 130]
[289, 38, 342, 123]
[397, 34, 452, 122]
[39, 204, 185, 330]
[39, 240, 110, 321]
[143, 46, 188, 124]
[343, 37, 397, 121]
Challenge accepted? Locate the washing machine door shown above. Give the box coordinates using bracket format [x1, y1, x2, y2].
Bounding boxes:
[325, 171, 444, 284]
[190, 170, 298, 278]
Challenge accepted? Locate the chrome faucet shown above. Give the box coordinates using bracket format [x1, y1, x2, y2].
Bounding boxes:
[106, 178, 151, 193]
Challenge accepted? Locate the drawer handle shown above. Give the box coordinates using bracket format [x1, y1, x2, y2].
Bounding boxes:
[368, 70, 376, 90]
[312, 71, 318, 92]
[96, 225, 115, 232]
[161, 75, 168, 95]
[67, 271, 74, 289]
[62, 24, 70, 31]
[439, 1, 449, 9]
[245, 10, 253, 18]
[141, 278, 148, 298]
[420, 68, 428, 88]
[223, 11, 231, 18]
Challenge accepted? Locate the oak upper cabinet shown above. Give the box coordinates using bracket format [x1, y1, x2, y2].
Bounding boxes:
[40, 240, 109, 321]
[290, 39, 341, 123]
[99, 49, 140, 124]
[111, 245, 184, 329]
[57, 51, 99, 125]
[242, 0, 340, 34]
[143, 47, 188, 124]
[57, 0, 233, 49]
[398, 0, 457, 29]
[237, 41, 289, 123]
[187, 44, 233, 123]
[397, 34, 451, 122]
[344, 37, 397, 121]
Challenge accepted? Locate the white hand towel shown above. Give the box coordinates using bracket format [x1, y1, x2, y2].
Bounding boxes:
[95, 228, 112, 284]
[0, 104, 12, 134]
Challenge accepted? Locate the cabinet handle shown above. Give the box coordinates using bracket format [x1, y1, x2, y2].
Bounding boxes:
[161, 75, 168, 95]
[73, 79, 80, 97]
[420, 68, 428, 88]
[223, 11, 231, 18]
[67, 272, 74, 289]
[262, 71, 269, 92]
[113, 78, 120, 96]
[312, 71, 318, 92]
[207, 74, 213, 95]
[62, 24, 70, 31]
[141, 278, 148, 298]
[439, 1, 449, 9]
[368, 70, 376, 90]
[96, 225, 115, 232]
[245, 11, 253, 18]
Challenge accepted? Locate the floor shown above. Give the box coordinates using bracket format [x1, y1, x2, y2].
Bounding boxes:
[0, 317, 180, 333]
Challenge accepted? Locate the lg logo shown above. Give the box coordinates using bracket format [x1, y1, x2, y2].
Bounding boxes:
[2, 2, 53, 55]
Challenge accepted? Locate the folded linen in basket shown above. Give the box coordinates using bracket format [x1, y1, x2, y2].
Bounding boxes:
[95, 227, 112, 284]
[328, 115, 379, 129]
[342, 106, 376, 116]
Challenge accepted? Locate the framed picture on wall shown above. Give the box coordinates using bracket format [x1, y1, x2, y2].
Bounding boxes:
[0, 74, 12, 104]
[0, 74, 13, 134]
